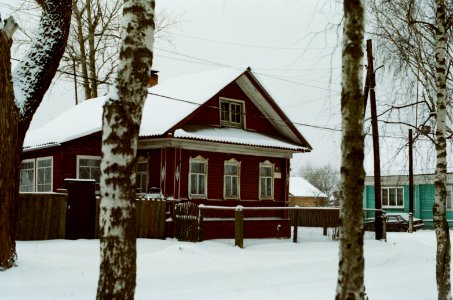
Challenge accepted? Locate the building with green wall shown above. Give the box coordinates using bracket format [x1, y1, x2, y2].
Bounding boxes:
[364, 173, 453, 227]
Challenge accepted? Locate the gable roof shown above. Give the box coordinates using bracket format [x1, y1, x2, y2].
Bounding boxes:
[289, 177, 327, 198]
[24, 67, 311, 152]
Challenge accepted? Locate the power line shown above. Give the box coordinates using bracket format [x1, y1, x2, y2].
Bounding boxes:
[168, 31, 338, 51]
[11, 56, 404, 139]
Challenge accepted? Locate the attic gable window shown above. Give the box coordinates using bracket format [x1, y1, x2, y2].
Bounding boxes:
[220, 98, 244, 128]
[189, 156, 208, 199]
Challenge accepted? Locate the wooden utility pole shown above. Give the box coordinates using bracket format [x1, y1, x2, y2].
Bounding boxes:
[408, 129, 414, 233]
[366, 39, 383, 240]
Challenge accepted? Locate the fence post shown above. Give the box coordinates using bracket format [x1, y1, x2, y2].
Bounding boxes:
[408, 212, 413, 233]
[235, 205, 244, 248]
[198, 204, 204, 242]
[293, 208, 299, 243]
[382, 212, 387, 242]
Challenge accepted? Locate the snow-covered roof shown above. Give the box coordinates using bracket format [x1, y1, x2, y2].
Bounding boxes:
[175, 127, 307, 151]
[289, 177, 327, 198]
[24, 67, 307, 151]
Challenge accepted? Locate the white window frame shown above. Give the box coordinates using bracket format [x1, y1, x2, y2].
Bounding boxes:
[188, 156, 208, 199]
[219, 97, 245, 128]
[20, 159, 36, 192]
[259, 160, 274, 200]
[77, 155, 101, 190]
[136, 159, 149, 194]
[36, 157, 53, 192]
[447, 186, 453, 211]
[381, 186, 404, 208]
[224, 158, 241, 200]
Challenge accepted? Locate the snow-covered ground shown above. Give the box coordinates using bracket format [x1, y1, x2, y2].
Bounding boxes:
[0, 228, 445, 300]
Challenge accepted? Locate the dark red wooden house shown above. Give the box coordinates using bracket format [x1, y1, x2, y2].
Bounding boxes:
[21, 67, 312, 239]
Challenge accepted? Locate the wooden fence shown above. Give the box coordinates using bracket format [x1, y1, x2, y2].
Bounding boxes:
[16, 193, 67, 240]
[95, 196, 167, 239]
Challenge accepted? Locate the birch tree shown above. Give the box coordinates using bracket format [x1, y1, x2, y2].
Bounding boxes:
[96, 0, 154, 298]
[369, 1, 452, 298]
[0, 0, 72, 270]
[335, 0, 366, 299]
[433, 1, 451, 298]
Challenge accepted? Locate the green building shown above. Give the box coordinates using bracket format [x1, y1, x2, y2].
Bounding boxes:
[364, 173, 453, 228]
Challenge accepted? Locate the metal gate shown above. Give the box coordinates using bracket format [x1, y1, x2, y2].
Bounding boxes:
[174, 202, 199, 242]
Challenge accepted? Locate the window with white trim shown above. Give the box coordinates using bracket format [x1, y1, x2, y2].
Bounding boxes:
[224, 158, 240, 199]
[259, 161, 274, 200]
[136, 160, 148, 194]
[220, 98, 244, 128]
[77, 156, 101, 190]
[37, 157, 53, 192]
[20, 160, 35, 192]
[189, 156, 208, 199]
[381, 187, 404, 207]
[19, 157, 53, 192]
[447, 187, 452, 210]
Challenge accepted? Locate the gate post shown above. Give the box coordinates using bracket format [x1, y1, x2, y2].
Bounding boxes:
[198, 205, 204, 242]
[293, 208, 299, 243]
[235, 205, 244, 248]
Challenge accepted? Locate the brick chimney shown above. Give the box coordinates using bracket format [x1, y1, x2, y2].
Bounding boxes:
[148, 70, 159, 87]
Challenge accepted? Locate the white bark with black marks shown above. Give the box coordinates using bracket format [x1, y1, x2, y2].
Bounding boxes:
[96, 0, 154, 298]
[433, 1, 451, 299]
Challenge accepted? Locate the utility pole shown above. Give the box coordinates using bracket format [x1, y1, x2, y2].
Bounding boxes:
[408, 129, 414, 233]
[366, 39, 383, 240]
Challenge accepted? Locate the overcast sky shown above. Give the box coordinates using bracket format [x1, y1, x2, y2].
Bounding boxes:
[2, 0, 451, 176]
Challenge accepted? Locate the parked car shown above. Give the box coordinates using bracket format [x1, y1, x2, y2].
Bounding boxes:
[364, 213, 424, 232]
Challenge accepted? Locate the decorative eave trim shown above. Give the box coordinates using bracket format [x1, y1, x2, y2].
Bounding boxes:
[236, 74, 311, 150]
[139, 138, 298, 158]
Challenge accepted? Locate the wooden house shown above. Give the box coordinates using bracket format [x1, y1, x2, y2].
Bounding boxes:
[364, 173, 453, 227]
[288, 177, 328, 207]
[21, 67, 312, 239]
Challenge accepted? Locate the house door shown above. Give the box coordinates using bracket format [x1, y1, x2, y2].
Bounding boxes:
[64, 179, 96, 239]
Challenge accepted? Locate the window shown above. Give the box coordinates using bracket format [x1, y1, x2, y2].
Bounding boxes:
[381, 187, 404, 207]
[447, 187, 453, 210]
[19, 157, 52, 192]
[259, 161, 274, 200]
[77, 156, 101, 190]
[136, 160, 148, 194]
[189, 156, 208, 199]
[37, 157, 53, 192]
[220, 98, 244, 128]
[224, 159, 240, 199]
[20, 160, 35, 192]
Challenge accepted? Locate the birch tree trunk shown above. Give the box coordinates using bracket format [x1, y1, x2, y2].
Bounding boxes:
[0, 0, 72, 270]
[335, 0, 366, 299]
[432, 1, 451, 299]
[96, 0, 154, 298]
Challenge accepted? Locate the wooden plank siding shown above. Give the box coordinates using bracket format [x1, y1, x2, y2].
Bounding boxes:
[364, 182, 453, 227]
[16, 193, 67, 240]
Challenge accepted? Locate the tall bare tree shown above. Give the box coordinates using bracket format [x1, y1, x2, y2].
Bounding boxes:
[369, 1, 452, 298]
[0, 0, 72, 270]
[96, 0, 154, 298]
[335, 0, 366, 299]
[61, 0, 177, 101]
[300, 163, 340, 204]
